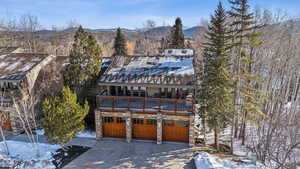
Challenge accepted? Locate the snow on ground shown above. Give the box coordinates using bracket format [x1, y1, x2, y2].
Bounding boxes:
[0, 141, 60, 169]
[194, 152, 264, 169]
[76, 130, 96, 138]
[35, 129, 45, 135]
[35, 129, 96, 139]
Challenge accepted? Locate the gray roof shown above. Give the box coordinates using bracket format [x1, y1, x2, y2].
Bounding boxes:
[0, 47, 21, 54]
[99, 54, 195, 87]
[0, 53, 49, 81]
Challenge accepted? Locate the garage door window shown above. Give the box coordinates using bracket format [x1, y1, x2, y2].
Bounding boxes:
[133, 118, 143, 124]
[147, 119, 157, 125]
[164, 120, 174, 126]
[176, 121, 189, 128]
[116, 117, 126, 123]
[103, 117, 114, 123]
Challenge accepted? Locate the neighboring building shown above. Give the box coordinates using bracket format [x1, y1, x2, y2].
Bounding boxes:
[0, 47, 25, 54]
[0, 48, 56, 133]
[95, 49, 196, 146]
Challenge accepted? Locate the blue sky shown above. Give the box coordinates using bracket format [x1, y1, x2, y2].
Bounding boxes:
[0, 0, 299, 29]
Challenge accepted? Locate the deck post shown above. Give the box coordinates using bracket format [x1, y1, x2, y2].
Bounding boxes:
[126, 111, 132, 143]
[157, 113, 162, 144]
[123, 86, 126, 96]
[95, 110, 103, 141]
[171, 88, 176, 98]
[189, 114, 195, 146]
[116, 86, 119, 96]
[107, 86, 111, 96]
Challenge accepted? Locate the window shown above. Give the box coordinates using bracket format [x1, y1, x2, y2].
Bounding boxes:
[116, 117, 126, 123]
[133, 118, 144, 124]
[103, 117, 114, 123]
[182, 50, 187, 54]
[147, 119, 157, 125]
[168, 50, 172, 54]
[176, 121, 189, 128]
[164, 120, 174, 126]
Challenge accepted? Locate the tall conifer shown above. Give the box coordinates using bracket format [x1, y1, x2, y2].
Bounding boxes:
[113, 28, 128, 56]
[63, 26, 102, 95]
[170, 17, 185, 48]
[200, 2, 234, 151]
[228, 0, 264, 146]
[43, 87, 89, 144]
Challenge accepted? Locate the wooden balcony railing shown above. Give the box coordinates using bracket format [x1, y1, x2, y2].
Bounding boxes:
[0, 91, 21, 107]
[96, 95, 195, 113]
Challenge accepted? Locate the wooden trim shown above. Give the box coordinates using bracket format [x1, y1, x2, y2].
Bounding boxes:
[98, 82, 195, 89]
[96, 95, 195, 113]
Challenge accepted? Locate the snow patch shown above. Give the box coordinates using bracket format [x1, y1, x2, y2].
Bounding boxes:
[0, 141, 60, 169]
[76, 130, 96, 138]
[35, 129, 96, 139]
[194, 152, 263, 169]
[35, 129, 45, 136]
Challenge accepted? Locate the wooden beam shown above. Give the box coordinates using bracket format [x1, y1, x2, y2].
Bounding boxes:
[98, 82, 195, 89]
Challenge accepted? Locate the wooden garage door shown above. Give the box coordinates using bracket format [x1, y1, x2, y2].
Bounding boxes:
[0, 114, 12, 131]
[163, 120, 189, 142]
[132, 118, 157, 140]
[103, 117, 126, 138]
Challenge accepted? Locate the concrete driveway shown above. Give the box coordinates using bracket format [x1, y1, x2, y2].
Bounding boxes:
[63, 139, 195, 169]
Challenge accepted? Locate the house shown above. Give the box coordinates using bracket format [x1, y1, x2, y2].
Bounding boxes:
[95, 49, 196, 146]
[0, 48, 56, 133]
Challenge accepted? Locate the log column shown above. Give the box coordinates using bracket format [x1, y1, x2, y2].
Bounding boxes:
[107, 86, 111, 96]
[123, 86, 126, 96]
[171, 88, 176, 98]
[95, 110, 103, 141]
[116, 86, 119, 96]
[157, 113, 162, 144]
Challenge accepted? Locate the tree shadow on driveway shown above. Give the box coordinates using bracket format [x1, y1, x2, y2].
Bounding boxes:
[63, 139, 195, 169]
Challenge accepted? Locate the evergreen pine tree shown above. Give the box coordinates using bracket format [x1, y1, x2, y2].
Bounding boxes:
[170, 17, 185, 48]
[42, 87, 89, 144]
[113, 28, 128, 56]
[228, 0, 264, 146]
[199, 2, 234, 151]
[63, 26, 102, 95]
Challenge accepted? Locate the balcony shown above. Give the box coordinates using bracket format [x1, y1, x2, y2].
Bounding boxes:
[96, 96, 195, 114]
[0, 90, 21, 107]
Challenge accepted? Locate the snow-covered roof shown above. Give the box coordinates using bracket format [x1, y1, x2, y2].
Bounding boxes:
[0, 53, 49, 81]
[99, 54, 195, 87]
[0, 47, 23, 54]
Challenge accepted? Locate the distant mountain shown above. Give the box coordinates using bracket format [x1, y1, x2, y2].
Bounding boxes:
[144, 26, 172, 36]
[184, 26, 206, 38]
[33, 26, 205, 44]
[0, 26, 8, 31]
[142, 26, 205, 38]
